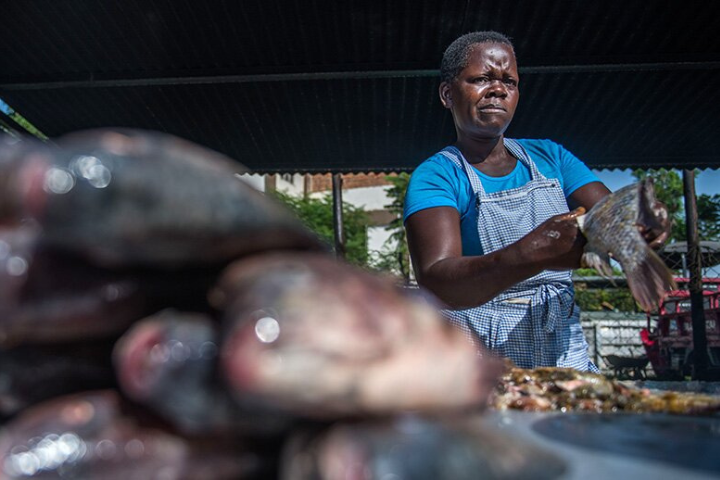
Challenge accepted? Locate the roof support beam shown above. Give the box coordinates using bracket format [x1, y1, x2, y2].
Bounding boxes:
[1, 61, 719, 90]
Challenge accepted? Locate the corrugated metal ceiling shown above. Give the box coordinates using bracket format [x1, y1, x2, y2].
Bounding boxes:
[1, 0, 719, 173]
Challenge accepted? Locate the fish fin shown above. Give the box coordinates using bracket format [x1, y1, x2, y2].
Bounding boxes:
[581, 249, 614, 278]
[625, 249, 677, 312]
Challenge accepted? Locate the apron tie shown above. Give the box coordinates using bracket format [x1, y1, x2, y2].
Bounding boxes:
[530, 284, 574, 367]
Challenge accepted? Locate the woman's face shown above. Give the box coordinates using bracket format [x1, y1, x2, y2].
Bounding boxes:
[440, 42, 520, 140]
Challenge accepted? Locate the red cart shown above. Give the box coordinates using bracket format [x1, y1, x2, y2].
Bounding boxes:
[641, 278, 720, 378]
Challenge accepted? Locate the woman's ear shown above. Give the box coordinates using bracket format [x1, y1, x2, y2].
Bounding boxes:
[439, 82, 452, 108]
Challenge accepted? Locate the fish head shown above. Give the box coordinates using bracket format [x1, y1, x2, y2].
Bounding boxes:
[114, 310, 219, 403]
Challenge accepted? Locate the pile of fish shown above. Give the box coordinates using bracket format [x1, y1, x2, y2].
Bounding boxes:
[1, 129, 717, 479]
[0, 129, 545, 479]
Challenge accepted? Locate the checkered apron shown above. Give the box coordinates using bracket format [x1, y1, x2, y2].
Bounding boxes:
[439, 139, 598, 372]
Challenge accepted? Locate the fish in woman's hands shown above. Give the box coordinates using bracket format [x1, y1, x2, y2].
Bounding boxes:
[577, 178, 675, 312]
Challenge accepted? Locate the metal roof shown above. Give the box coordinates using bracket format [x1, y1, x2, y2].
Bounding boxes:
[1, 1, 719, 173]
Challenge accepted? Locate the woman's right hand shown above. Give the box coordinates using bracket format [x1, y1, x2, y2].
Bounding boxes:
[516, 207, 587, 271]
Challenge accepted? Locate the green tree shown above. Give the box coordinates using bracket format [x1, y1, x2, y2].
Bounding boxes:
[574, 268, 639, 312]
[272, 191, 370, 266]
[368, 173, 412, 282]
[697, 193, 720, 240]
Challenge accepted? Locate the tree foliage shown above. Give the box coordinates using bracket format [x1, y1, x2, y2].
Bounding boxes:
[272, 190, 369, 266]
[574, 285, 638, 312]
[696, 193, 720, 240]
[368, 173, 413, 282]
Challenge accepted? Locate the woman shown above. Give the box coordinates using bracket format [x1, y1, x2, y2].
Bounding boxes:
[404, 31, 667, 371]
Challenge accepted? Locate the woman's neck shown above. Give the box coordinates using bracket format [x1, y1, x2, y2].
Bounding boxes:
[455, 136, 515, 175]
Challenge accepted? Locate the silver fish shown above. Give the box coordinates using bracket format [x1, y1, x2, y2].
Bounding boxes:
[113, 309, 292, 436]
[0, 225, 144, 347]
[213, 252, 502, 419]
[0, 129, 327, 267]
[0, 342, 115, 419]
[578, 178, 676, 311]
[0, 390, 263, 479]
[0, 225, 219, 347]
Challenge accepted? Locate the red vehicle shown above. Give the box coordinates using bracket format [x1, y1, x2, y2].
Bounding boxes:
[641, 278, 720, 378]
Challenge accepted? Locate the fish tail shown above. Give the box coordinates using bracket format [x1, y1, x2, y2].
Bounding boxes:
[625, 250, 677, 312]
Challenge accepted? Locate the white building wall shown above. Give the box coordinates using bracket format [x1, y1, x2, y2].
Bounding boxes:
[237, 173, 264, 191]
[276, 173, 305, 196]
[314, 185, 392, 211]
[368, 225, 392, 252]
[236, 173, 305, 195]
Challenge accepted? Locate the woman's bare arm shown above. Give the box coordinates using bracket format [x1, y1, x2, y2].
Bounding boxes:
[406, 205, 588, 309]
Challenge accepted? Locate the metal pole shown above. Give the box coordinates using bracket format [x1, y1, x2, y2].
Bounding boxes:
[683, 169, 709, 379]
[332, 173, 346, 259]
[593, 324, 599, 368]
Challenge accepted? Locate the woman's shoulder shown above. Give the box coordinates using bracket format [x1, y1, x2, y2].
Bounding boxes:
[410, 150, 468, 186]
[515, 138, 566, 159]
[514, 138, 586, 168]
[404, 150, 474, 219]
[415, 150, 463, 173]
[513, 138, 598, 195]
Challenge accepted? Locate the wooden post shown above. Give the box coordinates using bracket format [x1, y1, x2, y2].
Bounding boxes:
[683, 169, 709, 379]
[332, 173, 346, 259]
[264, 174, 277, 194]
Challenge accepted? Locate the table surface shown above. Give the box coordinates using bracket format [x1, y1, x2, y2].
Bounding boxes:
[480, 410, 720, 480]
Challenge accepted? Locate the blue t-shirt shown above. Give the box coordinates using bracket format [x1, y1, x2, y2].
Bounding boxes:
[403, 138, 599, 256]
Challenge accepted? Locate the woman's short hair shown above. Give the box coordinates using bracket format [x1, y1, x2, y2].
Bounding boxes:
[440, 31, 515, 83]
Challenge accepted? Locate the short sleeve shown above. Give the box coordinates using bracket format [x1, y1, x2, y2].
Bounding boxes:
[554, 143, 600, 197]
[403, 156, 464, 223]
[518, 139, 600, 198]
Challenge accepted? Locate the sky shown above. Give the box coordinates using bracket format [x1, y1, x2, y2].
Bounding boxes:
[594, 168, 720, 196]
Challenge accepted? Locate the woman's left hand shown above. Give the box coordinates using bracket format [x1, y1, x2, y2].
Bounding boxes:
[639, 199, 672, 250]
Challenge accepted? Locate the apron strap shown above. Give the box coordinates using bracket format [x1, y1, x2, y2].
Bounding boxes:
[503, 138, 547, 181]
[438, 146, 487, 198]
[438, 139, 549, 199]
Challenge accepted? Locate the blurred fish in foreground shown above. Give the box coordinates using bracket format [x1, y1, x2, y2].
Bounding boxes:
[578, 178, 675, 311]
[114, 310, 292, 437]
[0, 391, 265, 479]
[0, 225, 219, 348]
[213, 252, 503, 418]
[0, 343, 115, 420]
[0, 129, 327, 268]
[281, 416, 566, 480]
